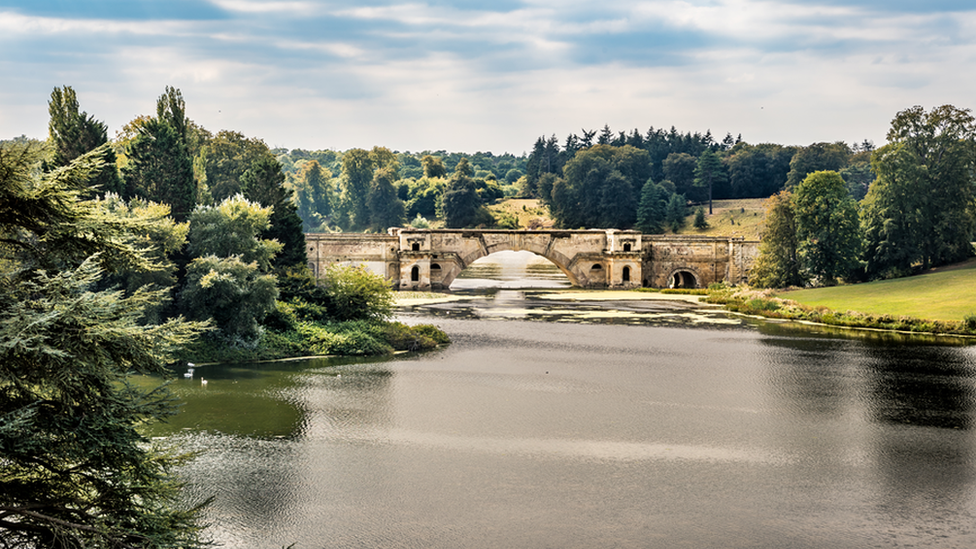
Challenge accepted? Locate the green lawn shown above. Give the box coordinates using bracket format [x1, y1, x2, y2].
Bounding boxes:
[776, 259, 976, 322]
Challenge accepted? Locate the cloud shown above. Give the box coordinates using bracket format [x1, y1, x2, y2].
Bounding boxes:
[2, 0, 976, 152]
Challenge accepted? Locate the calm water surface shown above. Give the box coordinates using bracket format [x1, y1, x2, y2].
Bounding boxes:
[161, 252, 976, 548]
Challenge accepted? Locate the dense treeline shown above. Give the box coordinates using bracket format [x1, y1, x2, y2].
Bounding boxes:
[519, 123, 876, 231]
[0, 87, 448, 547]
[749, 105, 976, 287]
[274, 146, 528, 231]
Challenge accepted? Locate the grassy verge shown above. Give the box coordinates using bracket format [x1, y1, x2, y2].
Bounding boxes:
[178, 318, 449, 364]
[775, 259, 976, 322]
[707, 287, 976, 336]
[675, 198, 765, 240]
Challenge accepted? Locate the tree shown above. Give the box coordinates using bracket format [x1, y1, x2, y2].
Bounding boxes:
[793, 171, 861, 285]
[599, 171, 636, 228]
[341, 148, 374, 229]
[441, 160, 481, 228]
[421, 155, 447, 178]
[179, 254, 279, 344]
[121, 118, 197, 221]
[861, 105, 976, 276]
[187, 195, 283, 272]
[749, 191, 804, 288]
[663, 152, 700, 202]
[198, 130, 273, 203]
[292, 160, 333, 231]
[47, 86, 123, 195]
[155, 85, 188, 144]
[0, 140, 210, 548]
[693, 206, 708, 229]
[636, 180, 668, 234]
[665, 193, 687, 232]
[367, 166, 406, 230]
[242, 156, 308, 269]
[693, 149, 727, 214]
[785, 142, 850, 189]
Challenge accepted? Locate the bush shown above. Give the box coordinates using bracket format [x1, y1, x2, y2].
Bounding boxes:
[320, 264, 395, 321]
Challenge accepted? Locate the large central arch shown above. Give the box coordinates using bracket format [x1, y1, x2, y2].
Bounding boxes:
[445, 234, 582, 288]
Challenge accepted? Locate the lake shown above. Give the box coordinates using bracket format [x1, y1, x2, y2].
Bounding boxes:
[159, 251, 976, 548]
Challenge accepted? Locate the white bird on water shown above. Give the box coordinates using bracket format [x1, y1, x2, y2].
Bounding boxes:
[184, 363, 195, 379]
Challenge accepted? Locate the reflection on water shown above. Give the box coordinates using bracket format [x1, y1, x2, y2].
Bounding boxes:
[159, 254, 976, 548]
[451, 250, 572, 290]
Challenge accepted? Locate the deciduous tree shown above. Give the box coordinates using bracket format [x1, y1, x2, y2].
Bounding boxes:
[749, 191, 804, 288]
[793, 171, 861, 285]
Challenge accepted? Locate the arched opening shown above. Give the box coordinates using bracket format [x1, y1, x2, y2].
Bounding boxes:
[411, 242, 420, 251]
[623, 243, 632, 252]
[450, 250, 572, 290]
[308, 261, 317, 278]
[411, 265, 420, 282]
[591, 264, 603, 270]
[622, 266, 631, 282]
[431, 263, 441, 271]
[669, 270, 698, 289]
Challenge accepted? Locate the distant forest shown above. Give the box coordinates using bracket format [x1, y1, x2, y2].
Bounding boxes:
[273, 124, 875, 234]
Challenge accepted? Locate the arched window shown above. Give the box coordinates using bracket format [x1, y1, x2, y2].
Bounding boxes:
[623, 243, 632, 252]
[431, 263, 441, 270]
[412, 242, 420, 251]
[591, 264, 603, 270]
[622, 266, 631, 282]
[411, 266, 420, 282]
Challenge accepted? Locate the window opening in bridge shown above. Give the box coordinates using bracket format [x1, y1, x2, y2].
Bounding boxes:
[431, 263, 441, 270]
[308, 262, 317, 278]
[411, 266, 419, 282]
[623, 243, 632, 252]
[411, 242, 420, 251]
[591, 264, 602, 270]
[622, 266, 631, 282]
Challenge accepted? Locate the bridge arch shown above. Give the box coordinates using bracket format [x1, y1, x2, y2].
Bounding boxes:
[666, 267, 701, 289]
[443, 240, 581, 288]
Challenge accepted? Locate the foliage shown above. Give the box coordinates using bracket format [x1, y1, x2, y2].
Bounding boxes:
[340, 148, 374, 229]
[784, 142, 850, 189]
[241, 155, 308, 269]
[0, 140, 211, 548]
[197, 130, 273, 203]
[179, 254, 279, 345]
[749, 191, 804, 288]
[636, 180, 668, 233]
[693, 206, 708, 229]
[441, 159, 482, 228]
[724, 142, 797, 198]
[367, 166, 406, 230]
[693, 149, 727, 214]
[665, 193, 687, 232]
[187, 195, 283, 272]
[292, 160, 334, 231]
[318, 264, 394, 322]
[793, 171, 861, 285]
[121, 118, 196, 221]
[861, 105, 976, 277]
[47, 86, 124, 195]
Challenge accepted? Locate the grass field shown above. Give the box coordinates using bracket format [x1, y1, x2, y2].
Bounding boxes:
[676, 198, 765, 240]
[487, 198, 554, 229]
[776, 259, 976, 322]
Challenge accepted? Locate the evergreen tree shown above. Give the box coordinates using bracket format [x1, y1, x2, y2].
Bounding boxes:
[693, 206, 708, 229]
[47, 86, 124, 195]
[441, 159, 480, 228]
[293, 160, 333, 231]
[693, 149, 727, 214]
[665, 193, 687, 232]
[242, 155, 308, 269]
[121, 119, 196, 221]
[0, 141, 210, 548]
[636, 180, 668, 234]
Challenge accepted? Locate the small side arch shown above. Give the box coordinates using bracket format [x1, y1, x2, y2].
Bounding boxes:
[666, 267, 700, 289]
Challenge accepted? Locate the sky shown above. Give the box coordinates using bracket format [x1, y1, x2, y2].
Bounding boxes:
[1, 0, 975, 155]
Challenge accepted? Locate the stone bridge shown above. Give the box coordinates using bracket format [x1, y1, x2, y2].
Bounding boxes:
[305, 229, 758, 290]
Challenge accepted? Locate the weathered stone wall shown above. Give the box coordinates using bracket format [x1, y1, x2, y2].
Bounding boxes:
[641, 236, 759, 288]
[306, 230, 757, 290]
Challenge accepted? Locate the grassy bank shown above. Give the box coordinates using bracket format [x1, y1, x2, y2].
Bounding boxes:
[775, 259, 976, 322]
